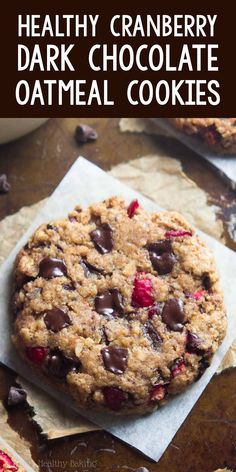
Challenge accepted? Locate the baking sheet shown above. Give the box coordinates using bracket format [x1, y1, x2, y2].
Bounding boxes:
[0, 157, 236, 462]
[153, 119, 236, 189]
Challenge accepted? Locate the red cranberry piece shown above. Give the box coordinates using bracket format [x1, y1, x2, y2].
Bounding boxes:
[188, 290, 206, 300]
[131, 274, 154, 308]
[171, 358, 186, 378]
[0, 451, 18, 471]
[103, 386, 127, 410]
[150, 384, 166, 402]
[148, 303, 161, 319]
[26, 346, 49, 365]
[165, 229, 192, 238]
[127, 199, 139, 218]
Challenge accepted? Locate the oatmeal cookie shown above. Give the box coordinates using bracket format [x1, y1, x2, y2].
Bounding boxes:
[12, 197, 226, 415]
[168, 118, 236, 155]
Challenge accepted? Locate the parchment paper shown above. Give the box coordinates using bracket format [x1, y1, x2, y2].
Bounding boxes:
[0, 402, 38, 471]
[0, 157, 236, 462]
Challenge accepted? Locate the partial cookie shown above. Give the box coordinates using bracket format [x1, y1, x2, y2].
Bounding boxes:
[0, 448, 25, 472]
[168, 118, 236, 155]
[12, 197, 227, 415]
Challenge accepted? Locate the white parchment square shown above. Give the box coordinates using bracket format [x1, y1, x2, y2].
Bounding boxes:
[0, 157, 236, 461]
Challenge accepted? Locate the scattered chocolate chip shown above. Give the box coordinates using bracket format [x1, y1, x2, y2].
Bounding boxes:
[80, 258, 104, 278]
[101, 346, 128, 374]
[44, 308, 72, 333]
[90, 223, 113, 254]
[186, 331, 205, 355]
[0, 174, 11, 193]
[147, 240, 175, 275]
[162, 298, 185, 331]
[15, 272, 34, 290]
[7, 386, 27, 406]
[39, 257, 67, 279]
[202, 273, 212, 291]
[196, 358, 210, 380]
[75, 124, 98, 144]
[95, 289, 124, 317]
[144, 322, 162, 349]
[46, 349, 80, 378]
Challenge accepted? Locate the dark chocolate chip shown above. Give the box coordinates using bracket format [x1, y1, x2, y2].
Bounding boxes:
[68, 215, 77, 222]
[44, 308, 72, 333]
[0, 174, 11, 193]
[196, 358, 210, 380]
[39, 257, 67, 279]
[162, 298, 185, 331]
[75, 124, 98, 144]
[95, 289, 124, 317]
[144, 322, 162, 349]
[101, 346, 128, 374]
[186, 331, 205, 355]
[147, 240, 175, 275]
[15, 272, 34, 290]
[150, 252, 175, 275]
[202, 273, 212, 291]
[46, 349, 80, 378]
[90, 223, 113, 254]
[7, 386, 27, 406]
[80, 258, 104, 278]
[147, 240, 172, 255]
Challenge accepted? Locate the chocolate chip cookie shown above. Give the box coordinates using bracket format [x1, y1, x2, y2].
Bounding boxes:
[168, 118, 236, 155]
[12, 197, 226, 414]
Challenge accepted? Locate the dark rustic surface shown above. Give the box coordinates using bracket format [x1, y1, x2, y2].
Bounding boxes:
[0, 118, 236, 472]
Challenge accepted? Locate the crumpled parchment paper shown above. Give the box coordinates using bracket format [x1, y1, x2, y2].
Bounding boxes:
[0, 154, 233, 442]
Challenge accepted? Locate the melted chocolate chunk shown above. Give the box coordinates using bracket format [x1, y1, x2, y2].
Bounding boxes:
[162, 299, 185, 331]
[147, 240, 175, 275]
[186, 331, 205, 355]
[39, 257, 67, 279]
[15, 272, 34, 290]
[202, 273, 212, 291]
[7, 386, 27, 406]
[46, 349, 80, 378]
[80, 258, 104, 278]
[44, 308, 72, 333]
[101, 346, 128, 374]
[144, 322, 162, 349]
[196, 358, 210, 380]
[95, 289, 124, 317]
[147, 240, 172, 255]
[90, 223, 113, 254]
